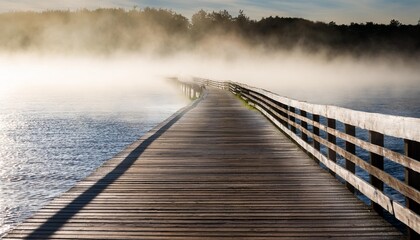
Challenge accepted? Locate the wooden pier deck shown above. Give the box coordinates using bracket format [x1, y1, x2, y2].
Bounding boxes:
[4, 89, 403, 239]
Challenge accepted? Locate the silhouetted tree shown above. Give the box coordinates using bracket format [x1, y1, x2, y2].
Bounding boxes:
[190, 9, 212, 40]
[390, 19, 401, 27]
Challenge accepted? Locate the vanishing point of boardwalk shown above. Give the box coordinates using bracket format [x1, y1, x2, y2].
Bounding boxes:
[4, 88, 403, 239]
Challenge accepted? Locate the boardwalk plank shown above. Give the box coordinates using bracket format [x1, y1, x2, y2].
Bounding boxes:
[3, 89, 404, 239]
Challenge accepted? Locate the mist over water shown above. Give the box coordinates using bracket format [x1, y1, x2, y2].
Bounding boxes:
[1, 8, 419, 237]
[0, 55, 190, 236]
[0, 8, 418, 117]
[171, 51, 420, 117]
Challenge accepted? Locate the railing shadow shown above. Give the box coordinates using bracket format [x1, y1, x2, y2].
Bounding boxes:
[25, 97, 202, 239]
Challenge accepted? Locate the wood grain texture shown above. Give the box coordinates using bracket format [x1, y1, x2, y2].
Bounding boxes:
[236, 82, 420, 142]
[4, 89, 403, 240]
[247, 88, 420, 173]
[243, 89, 420, 205]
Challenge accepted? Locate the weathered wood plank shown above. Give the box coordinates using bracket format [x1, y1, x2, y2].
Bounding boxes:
[345, 124, 356, 193]
[370, 131, 385, 215]
[248, 88, 420, 173]
[328, 118, 337, 176]
[4, 88, 403, 239]
[238, 82, 420, 142]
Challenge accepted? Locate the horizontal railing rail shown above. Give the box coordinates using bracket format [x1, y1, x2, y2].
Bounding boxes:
[195, 78, 420, 239]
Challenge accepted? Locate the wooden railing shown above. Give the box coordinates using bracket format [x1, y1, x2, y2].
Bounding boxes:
[195, 78, 420, 239]
[195, 78, 229, 90]
[170, 78, 203, 100]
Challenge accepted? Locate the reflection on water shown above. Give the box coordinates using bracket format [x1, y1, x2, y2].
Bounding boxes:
[0, 84, 187, 236]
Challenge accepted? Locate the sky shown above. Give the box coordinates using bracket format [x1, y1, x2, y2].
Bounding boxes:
[0, 0, 419, 24]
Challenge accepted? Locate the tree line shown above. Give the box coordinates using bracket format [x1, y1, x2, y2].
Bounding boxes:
[0, 8, 419, 57]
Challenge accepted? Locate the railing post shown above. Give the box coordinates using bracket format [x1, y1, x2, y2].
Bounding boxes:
[300, 110, 308, 142]
[327, 118, 336, 176]
[405, 139, 420, 240]
[289, 107, 296, 133]
[369, 131, 384, 216]
[345, 124, 356, 194]
[190, 86, 194, 99]
[233, 84, 238, 94]
[233, 85, 238, 95]
[312, 114, 320, 164]
[185, 85, 188, 97]
[281, 104, 288, 127]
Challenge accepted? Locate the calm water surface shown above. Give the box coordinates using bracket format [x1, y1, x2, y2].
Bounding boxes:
[0, 84, 187, 236]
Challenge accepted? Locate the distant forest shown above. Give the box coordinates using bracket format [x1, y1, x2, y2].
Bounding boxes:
[1, 8, 419, 57]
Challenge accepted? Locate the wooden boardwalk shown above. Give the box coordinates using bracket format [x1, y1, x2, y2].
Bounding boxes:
[4, 89, 404, 239]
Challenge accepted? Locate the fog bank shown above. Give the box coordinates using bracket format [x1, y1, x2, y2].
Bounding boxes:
[2, 52, 418, 115]
[0, 8, 419, 117]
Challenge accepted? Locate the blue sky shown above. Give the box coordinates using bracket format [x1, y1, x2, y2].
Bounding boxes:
[0, 0, 419, 24]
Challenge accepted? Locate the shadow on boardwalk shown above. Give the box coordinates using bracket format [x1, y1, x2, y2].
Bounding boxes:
[24, 97, 201, 239]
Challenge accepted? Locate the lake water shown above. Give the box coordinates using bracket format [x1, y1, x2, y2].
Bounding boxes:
[0, 83, 188, 237]
[1, 80, 419, 237]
